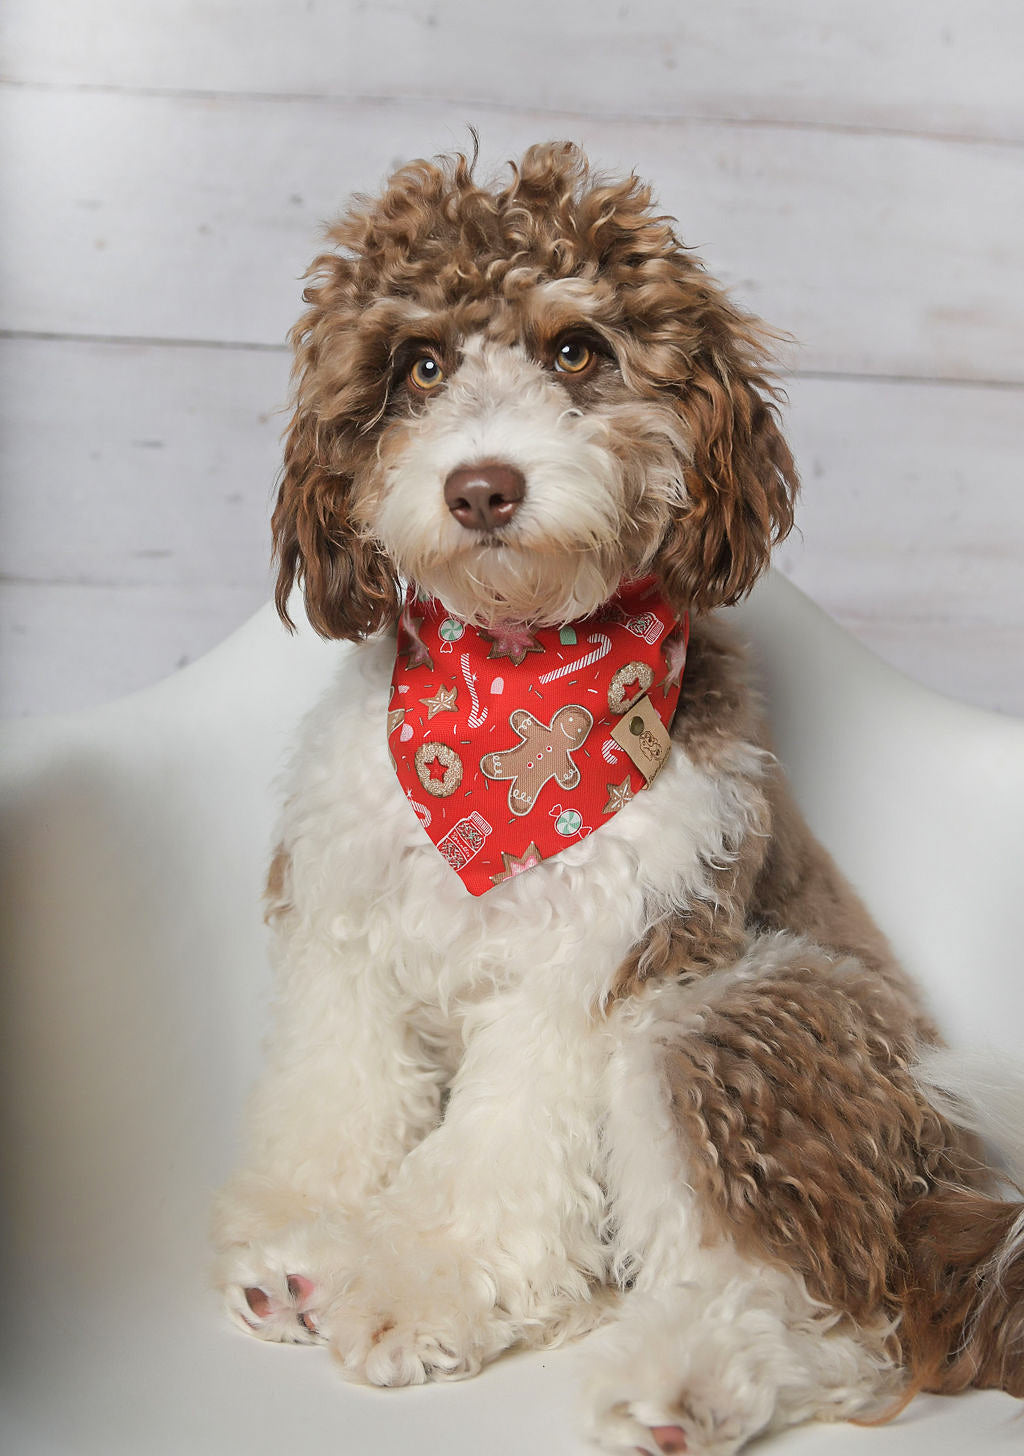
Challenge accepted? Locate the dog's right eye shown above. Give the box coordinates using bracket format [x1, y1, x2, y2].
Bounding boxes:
[553, 339, 594, 375]
[408, 356, 445, 392]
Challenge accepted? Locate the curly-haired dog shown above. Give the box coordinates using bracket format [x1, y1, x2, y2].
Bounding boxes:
[213, 143, 1024, 1455]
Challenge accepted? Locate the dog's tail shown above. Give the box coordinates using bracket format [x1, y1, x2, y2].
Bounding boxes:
[896, 1048, 1024, 1398]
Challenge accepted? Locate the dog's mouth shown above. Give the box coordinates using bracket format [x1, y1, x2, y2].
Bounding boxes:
[404, 532, 632, 632]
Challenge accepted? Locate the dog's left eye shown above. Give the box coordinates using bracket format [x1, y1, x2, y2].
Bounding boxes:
[553, 340, 594, 375]
[408, 355, 445, 392]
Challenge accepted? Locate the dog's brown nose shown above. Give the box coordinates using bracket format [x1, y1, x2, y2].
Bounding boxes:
[443, 462, 526, 531]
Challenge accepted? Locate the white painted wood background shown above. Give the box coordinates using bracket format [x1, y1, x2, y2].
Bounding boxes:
[1, 0, 1022, 716]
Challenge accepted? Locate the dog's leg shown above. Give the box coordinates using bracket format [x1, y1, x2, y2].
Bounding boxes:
[588, 1025, 893, 1452]
[585, 1268, 895, 1456]
[212, 934, 446, 1344]
[317, 969, 616, 1383]
[584, 938, 941, 1454]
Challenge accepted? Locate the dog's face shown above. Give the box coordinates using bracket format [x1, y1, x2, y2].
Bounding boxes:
[273, 142, 798, 637]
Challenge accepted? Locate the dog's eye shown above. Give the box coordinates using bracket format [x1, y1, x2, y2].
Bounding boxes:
[408, 355, 445, 392]
[553, 340, 594, 375]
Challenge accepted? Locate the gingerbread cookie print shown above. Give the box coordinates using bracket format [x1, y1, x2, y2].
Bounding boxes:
[481, 705, 594, 816]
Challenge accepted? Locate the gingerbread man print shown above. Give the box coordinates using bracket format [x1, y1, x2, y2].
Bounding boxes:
[481, 705, 594, 817]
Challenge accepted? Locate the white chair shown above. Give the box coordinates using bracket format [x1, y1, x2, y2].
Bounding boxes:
[2, 572, 1021, 1455]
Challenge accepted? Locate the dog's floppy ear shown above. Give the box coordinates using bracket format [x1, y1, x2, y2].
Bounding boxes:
[271, 250, 403, 641]
[271, 409, 400, 641]
[654, 301, 798, 616]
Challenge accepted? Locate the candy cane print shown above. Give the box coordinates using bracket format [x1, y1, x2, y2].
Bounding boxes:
[461, 652, 488, 727]
[538, 631, 612, 685]
[601, 738, 620, 765]
[405, 791, 432, 828]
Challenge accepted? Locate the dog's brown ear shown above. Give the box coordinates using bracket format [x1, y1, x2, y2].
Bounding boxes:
[654, 305, 798, 617]
[272, 404, 401, 641]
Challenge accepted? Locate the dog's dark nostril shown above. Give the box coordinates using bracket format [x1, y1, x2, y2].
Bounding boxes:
[443, 462, 526, 532]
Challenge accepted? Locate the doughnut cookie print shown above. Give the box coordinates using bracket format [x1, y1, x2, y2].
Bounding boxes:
[607, 661, 654, 715]
[388, 577, 688, 896]
[414, 742, 464, 798]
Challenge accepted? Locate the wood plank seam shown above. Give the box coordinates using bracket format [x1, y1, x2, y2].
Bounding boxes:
[3, 77, 1024, 150]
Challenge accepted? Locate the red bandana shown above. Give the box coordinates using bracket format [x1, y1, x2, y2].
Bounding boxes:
[388, 577, 688, 896]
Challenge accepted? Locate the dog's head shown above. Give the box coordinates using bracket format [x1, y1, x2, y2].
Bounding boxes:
[273, 141, 797, 637]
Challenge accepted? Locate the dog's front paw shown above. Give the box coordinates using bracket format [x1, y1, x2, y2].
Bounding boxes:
[331, 1306, 492, 1385]
[228, 1266, 325, 1345]
[215, 1216, 354, 1346]
[326, 1247, 518, 1386]
[584, 1278, 894, 1456]
[589, 1395, 738, 1456]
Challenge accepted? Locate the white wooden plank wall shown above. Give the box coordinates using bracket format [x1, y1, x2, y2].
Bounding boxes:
[1, 1, 1022, 716]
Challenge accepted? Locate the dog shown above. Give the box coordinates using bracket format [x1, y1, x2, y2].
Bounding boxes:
[213, 141, 1024, 1455]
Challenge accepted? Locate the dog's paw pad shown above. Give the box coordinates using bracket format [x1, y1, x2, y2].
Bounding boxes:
[631, 1429, 689, 1456]
[231, 1270, 326, 1344]
[591, 1397, 701, 1456]
[650, 1428, 688, 1454]
[287, 1273, 316, 1304]
[244, 1286, 273, 1319]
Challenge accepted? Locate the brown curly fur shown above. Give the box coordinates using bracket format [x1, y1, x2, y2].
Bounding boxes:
[613, 618, 1023, 1402]
[897, 1187, 1024, 1396]
[273, 141, 796, 637]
